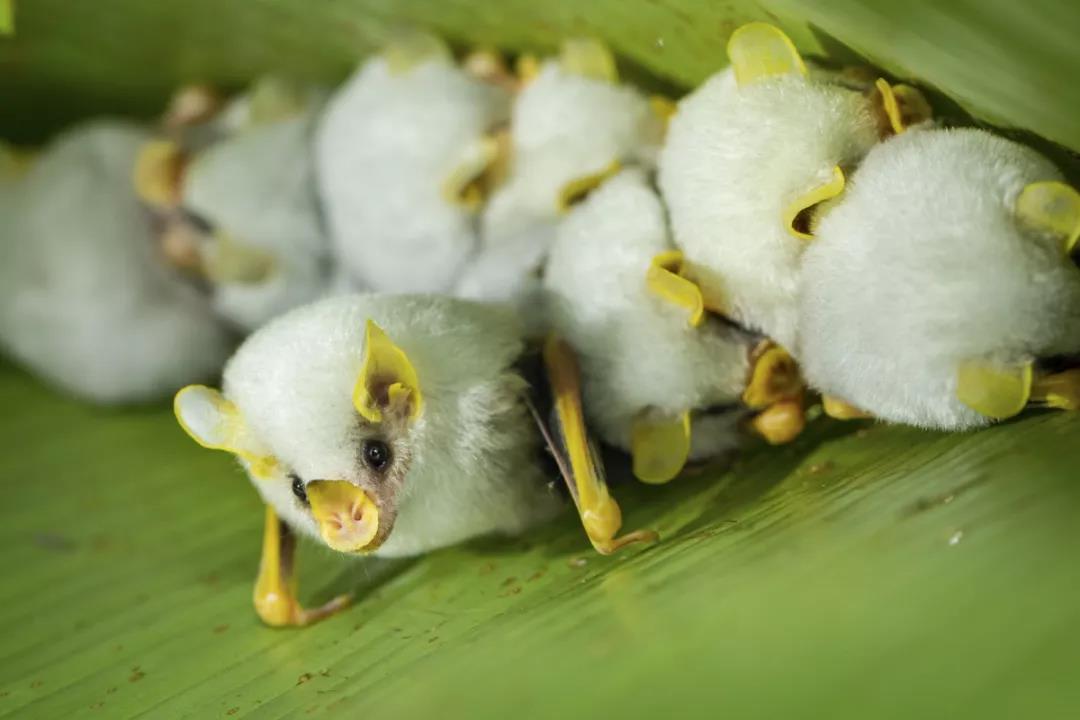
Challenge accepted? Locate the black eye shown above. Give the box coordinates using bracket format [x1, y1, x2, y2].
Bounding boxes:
[362, 440, 391, 471]
[290, 473, 308, 505]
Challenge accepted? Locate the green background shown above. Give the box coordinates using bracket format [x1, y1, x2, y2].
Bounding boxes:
[2, 1, 1080, 717]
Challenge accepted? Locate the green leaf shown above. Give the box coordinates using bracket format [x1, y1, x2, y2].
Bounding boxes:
[2, 1, 1080, 716]
[1, 357, 1079, 718]
[0, 0, 12, 36]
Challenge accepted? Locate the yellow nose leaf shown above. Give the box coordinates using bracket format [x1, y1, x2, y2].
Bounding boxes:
[742, 344, 802, 409]
[784, 165, 846, 241]
[631, 410, 691, 484]
[727, 22, 807, 87]
[1015, 181, 1080, 256]
[559, 37, 618, 83]
[646, 251, 705, 327]
[442, 130, 510, 211]
[306, 480, 380, 553]
[875, 78, 906, 135]
[956, 360, 1033, 420]
[557, 159, 622, 212]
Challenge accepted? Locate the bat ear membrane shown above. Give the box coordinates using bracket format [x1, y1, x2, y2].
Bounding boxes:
[1015, 181, 1080, 257]
[727, 22, 807, 88]
[173, 385, 278, 478]
[442, 129, 511, 211]
[354, 320, 424, 424]
[646, 250, 705, 327]
[784, 165, 846, 241]
[631, 410, 691, 484]
[873, 78, 932, 136]
[559, 37, 619, 83]
[556, 159, 622, 212]
[956, 359, 1033, 420]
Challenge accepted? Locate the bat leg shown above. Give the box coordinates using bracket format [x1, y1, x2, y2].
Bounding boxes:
[253, 505, 352, 627]
[541, 336, 658, 555]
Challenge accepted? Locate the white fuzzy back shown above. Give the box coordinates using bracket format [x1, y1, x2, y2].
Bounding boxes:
[544, 169, 750, 457]
[223, 293, 560, 557]
[659, 69, 879, 349]
[185, 113, 330, 330]
[799, 128, 1080, 429]
[0, 120, 232, 403]
[316, 58, 510, 293]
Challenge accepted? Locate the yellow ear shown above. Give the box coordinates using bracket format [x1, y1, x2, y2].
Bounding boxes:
[559, 37, 618, 83]
[956, 359, 1033, 420]
[557, 159, 622, 212]
[874, 78, 932, 135]
[133, 140, 185, 209]
[442, 130, 510, 211]
[646, 251, 705, 327]
[727, 22, 807, 87]
[784, 165, 846, 240]
[631, 410, 691, 484]
[383, 29, 452, 75]
[173, 385, 278, 479]
[353, 320, 423, 424]
[1015, 181, 1080, 256]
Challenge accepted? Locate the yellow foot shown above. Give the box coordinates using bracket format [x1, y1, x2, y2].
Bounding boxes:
[542, 336, 658, 555]
[1032, 368, 1080, 411]
[751, 399, 806, 444]
[253, 506, 353, 628]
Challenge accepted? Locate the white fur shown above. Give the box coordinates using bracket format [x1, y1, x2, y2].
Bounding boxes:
[543, 168, 750, 458]
[0, 120, 233, 403]
[457, 61, 664, 308]
[222, 293, 562, 557]
[316, 57, 510, 293]
[799, 128, 1080, 429]
[659, 68, 879, 350]
[184, 111, 332, 331]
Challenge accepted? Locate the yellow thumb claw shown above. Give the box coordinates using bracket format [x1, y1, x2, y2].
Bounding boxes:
[631, 411, 691, 484]
[383, 29, 451, 75]
[646, 251, 705, 327]
[557, 159, 622, 212]
[133, 140, 184, 209]
[784, 165, 846, 240]
[559, 37, 619, 83]
[956, 360, 1033, 420]
[821, 395, 872, 420]
[1015, 181, 1080, 256]
[727, 22, 807, 87]
[354, 320, 423, 424]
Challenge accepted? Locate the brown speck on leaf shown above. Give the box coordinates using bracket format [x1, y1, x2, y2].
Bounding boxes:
[30, 680, 43, 689]
[213, 624, 230, 634]
[568, 557, 588, 568]
[107, 687, 117, 695]
[318, 669, 331, 678]
[500, 576, 517, 587]
[428, 636, 439, 644]
[0, 690, 8, 697]
[297, 672, 314, 685]
[129, 670, 145, 683]
[90, 701, 105, 710]
[500, 586, 522, 598]
[201, 572, 221, 587]
[528, 570, 546, 582]
[226, 708, 239, 716]
[478, 562, 496, 575]
[113, 644, 123, 652]
[33, 532, 77, 553]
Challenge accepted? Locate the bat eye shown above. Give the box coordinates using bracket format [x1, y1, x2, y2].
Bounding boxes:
[289, 473, 309, 505]
[362, 439, 391, 471]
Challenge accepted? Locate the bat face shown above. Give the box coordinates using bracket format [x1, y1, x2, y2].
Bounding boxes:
[175, 293, 562, 557]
